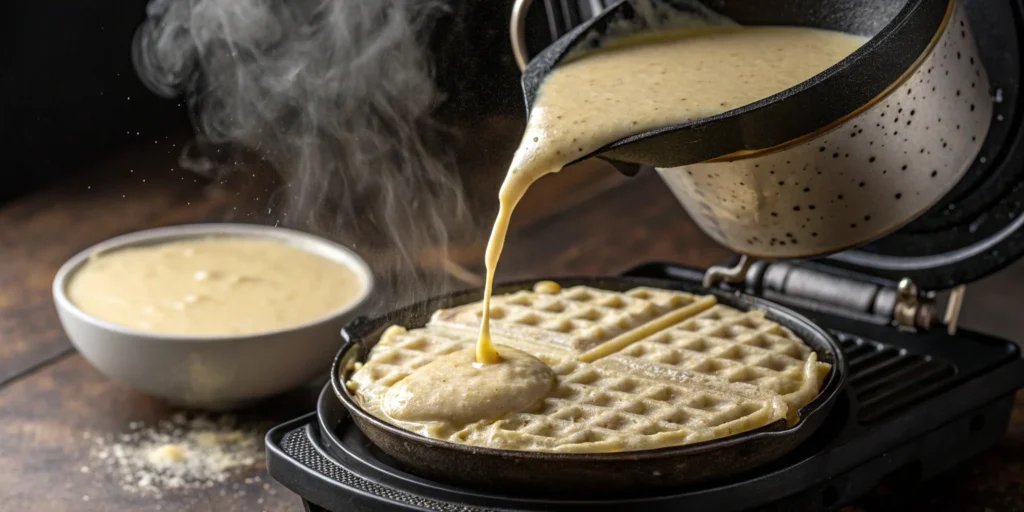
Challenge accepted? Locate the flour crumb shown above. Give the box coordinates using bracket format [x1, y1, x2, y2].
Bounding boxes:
[148, 444, 186, 466]
[90, 414, 263, 497]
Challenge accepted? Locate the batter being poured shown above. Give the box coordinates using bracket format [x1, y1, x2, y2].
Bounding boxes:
[389, 24, 866, 427]
[477, 26, 866, 363]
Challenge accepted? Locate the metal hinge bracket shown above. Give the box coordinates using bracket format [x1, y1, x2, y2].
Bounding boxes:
[704, 259, 955, 333]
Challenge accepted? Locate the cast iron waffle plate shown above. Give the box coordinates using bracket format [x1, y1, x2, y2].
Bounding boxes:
[266, 264, 1024, 511]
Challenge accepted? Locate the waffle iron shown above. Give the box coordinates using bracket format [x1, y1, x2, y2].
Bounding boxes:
[266, 262, 1024, 511]
[265, 0, 1024, 509]
[328, 277, 846, 496]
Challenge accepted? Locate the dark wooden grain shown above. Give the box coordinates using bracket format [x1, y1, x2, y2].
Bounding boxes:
[0, 355, 310, 512]
[0, 147, 1020, 512]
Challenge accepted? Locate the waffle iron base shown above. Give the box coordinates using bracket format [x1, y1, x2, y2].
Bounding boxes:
[265, 263, 1024, 512]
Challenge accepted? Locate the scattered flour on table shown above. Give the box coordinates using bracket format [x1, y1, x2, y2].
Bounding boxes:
[89, 413, 264, 497]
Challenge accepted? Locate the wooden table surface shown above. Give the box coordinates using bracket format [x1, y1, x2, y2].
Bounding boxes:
[0, 142, 1020, 512]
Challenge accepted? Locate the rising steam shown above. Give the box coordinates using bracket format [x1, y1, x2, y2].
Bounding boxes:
[133, 0, 477, 311]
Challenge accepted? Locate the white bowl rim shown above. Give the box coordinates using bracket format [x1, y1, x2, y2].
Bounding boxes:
[52, 223, 375, 342]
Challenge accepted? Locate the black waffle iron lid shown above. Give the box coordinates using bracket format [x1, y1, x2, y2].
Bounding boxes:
[827, 0, 1024, 291]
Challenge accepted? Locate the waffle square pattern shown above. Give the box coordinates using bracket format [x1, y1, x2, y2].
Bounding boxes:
[348, 282, 830, 453]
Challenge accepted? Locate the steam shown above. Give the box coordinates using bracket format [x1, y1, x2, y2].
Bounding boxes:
[133, 0, 478, 310]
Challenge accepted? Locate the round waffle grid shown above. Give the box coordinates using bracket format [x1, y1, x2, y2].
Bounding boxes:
[348, 284, 830, 452]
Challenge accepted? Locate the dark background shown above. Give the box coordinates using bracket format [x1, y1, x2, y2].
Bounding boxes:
[2, 0, 528, 204]
[4, 2, 189, 202]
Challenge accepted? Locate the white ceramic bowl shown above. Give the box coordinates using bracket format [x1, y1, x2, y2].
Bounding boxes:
[52, 223, 374, 410]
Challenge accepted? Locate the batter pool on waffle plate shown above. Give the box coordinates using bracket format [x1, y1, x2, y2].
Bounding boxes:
[346, 281, 831, 453]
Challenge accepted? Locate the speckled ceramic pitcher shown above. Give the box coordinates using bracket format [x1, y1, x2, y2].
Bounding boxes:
[514, 0, 991, 259]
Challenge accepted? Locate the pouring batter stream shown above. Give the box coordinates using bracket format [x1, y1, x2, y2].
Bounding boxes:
[477, 26, 866, 364]
[382, 24, 865, 428]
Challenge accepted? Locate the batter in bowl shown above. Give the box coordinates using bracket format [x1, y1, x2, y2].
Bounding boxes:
[68, 237, 364, 336]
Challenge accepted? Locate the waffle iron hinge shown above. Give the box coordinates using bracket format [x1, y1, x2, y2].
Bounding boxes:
[705, 258, 962, 333]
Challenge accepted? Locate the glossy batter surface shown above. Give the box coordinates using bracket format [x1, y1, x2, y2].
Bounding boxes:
[382, 346, 555, 425]
[478, 26, 866, 362]
[68, 237, 364, 336]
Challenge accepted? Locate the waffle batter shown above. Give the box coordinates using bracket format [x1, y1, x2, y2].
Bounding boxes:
[68, 237, 364, 336]
[382, 346, 555, 425]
